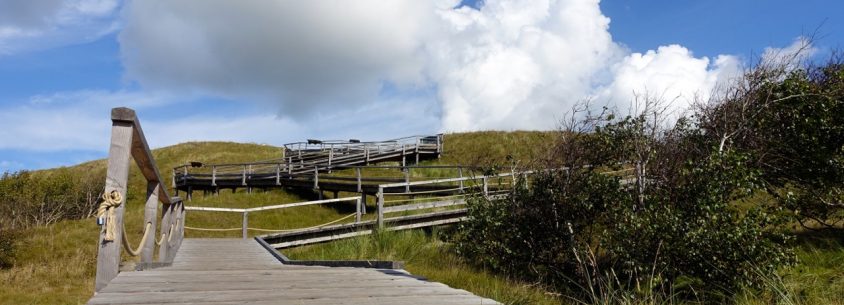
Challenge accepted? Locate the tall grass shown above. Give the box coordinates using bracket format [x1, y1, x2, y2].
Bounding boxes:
[286, 229, 562, 305]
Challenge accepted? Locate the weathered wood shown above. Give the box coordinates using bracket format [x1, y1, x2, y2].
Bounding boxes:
[242, 212, 248, 239]
[377, 188, 385, 229]
[95, 121, 133, 292]
[381, 198, 465, 214]
[111, 108, 173, 204]
[404, 168, 410, 193]
[355, 197, 362, 223]
[89, 238, 500, 304]
[157, 202, 172, 263]
[212, 166, 217, 186]
[355, 168, 362, 192]
[140, 183, 159, 264]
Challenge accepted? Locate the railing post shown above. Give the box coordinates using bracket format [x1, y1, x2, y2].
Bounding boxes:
[242, 212, 248, 239]
[458, 167, 464, 193]
[211, 165, 217, 186]
[483, 176, 489, 196]
[241, 165, 246, 186]
[404, 168, 410, 193]
[415, 137, 420, 164]
[95, 117, 133, 292]
[313, 166, 319, 190]
[437, 133, 442, 158]
[140, 183, 160, 264]
[356, 168, 362, 193]
[158, 202, 172, 263]
[328, 146, 333, 170]
[377, 187, 384, 229]
[275, 163, 281, 186]
[167, 201, 184, 262]
[355, 197, 362, 223]
[365, 145, 370, 165]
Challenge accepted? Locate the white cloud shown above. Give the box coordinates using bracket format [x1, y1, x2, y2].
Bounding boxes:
[0, 0, 120, 55]
[118, 0, 744, 132]
[761, 36, 817, 71]
[595, 45, 741, 118]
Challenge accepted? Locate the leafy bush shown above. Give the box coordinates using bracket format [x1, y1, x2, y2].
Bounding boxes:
[0, 168, 104, 230]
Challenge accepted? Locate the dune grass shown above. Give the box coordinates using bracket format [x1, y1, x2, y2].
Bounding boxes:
[285, 228, 562, 305]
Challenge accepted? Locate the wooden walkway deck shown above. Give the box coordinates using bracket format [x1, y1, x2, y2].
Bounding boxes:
[89, 239, 500, 305]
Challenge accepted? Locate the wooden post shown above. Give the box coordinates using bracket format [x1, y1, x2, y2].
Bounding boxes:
[275, 164, 281, 186]
[365, 145, 370, 165]
[356, 197, 362, 223]
[313, 166, 319, 190]
[361, 193, 367, 214]
[458, 167, 464, 193]
[328, 147, 333, 169]
[211, 166, 217, 186]
[140, 183, 160, 264]
[95, 120, 133, 292]
[166, 202, 184, 262]
[355, 168, 362, 193]
[404, 168, 410, 193]
[241, 165, 247, 186]
[376, 188, 384, 229]
[242, 212, 248, 239]
[483, 176, 488, 196]
[436, 134, 442, 158]
[158, 202, 172, 263]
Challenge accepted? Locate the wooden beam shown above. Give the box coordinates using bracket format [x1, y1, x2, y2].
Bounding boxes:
[111, 108, 173, 204]
[95, 120, 133, 292]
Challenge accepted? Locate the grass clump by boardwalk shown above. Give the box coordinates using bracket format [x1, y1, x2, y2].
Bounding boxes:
[286, 229, 561, 305]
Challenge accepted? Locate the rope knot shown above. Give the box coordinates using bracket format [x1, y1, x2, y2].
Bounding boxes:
[97, 190, 123, 242]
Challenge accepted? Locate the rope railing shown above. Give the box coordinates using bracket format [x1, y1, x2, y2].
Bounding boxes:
[183, 197, 363, 238]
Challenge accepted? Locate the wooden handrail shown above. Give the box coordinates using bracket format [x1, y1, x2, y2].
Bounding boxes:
[95, 107, 185, 292]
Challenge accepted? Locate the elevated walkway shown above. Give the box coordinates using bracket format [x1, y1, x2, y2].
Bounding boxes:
[89, 239, 500, 305]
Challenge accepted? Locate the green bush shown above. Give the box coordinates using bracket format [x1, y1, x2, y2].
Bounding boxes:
[0, 229, 15, 269]
[0, 168, 104, 230]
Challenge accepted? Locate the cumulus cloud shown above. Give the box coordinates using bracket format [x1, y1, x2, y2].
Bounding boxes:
[0, 0, 119, 55]
[595, 45, 741, 118]
[118, 0, 744, 132]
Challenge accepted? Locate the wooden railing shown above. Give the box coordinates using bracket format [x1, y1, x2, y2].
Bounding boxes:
[375, 171, 524, 228]
[95, 107, 185, 292]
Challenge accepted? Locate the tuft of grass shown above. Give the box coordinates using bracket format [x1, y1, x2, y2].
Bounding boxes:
[286, 229, 562, 305]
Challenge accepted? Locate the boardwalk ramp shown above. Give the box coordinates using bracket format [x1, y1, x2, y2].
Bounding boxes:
[89, 239, 500, 305]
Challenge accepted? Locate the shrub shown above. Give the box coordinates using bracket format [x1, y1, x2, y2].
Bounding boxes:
[0, 229, 15, 269]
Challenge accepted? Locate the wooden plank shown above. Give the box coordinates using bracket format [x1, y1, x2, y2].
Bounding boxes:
[95, 121, 133, 292]
[381, 198, 465, 214]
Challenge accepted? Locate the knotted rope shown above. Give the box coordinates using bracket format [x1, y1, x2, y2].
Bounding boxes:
[97, 191, 123, 242]
[97, 190, 161, 256]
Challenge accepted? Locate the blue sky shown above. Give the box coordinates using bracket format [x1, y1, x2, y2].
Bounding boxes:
[0, 0, 841, 172]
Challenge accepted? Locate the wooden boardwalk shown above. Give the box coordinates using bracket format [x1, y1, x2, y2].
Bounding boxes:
[89, 239, 501, 305]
